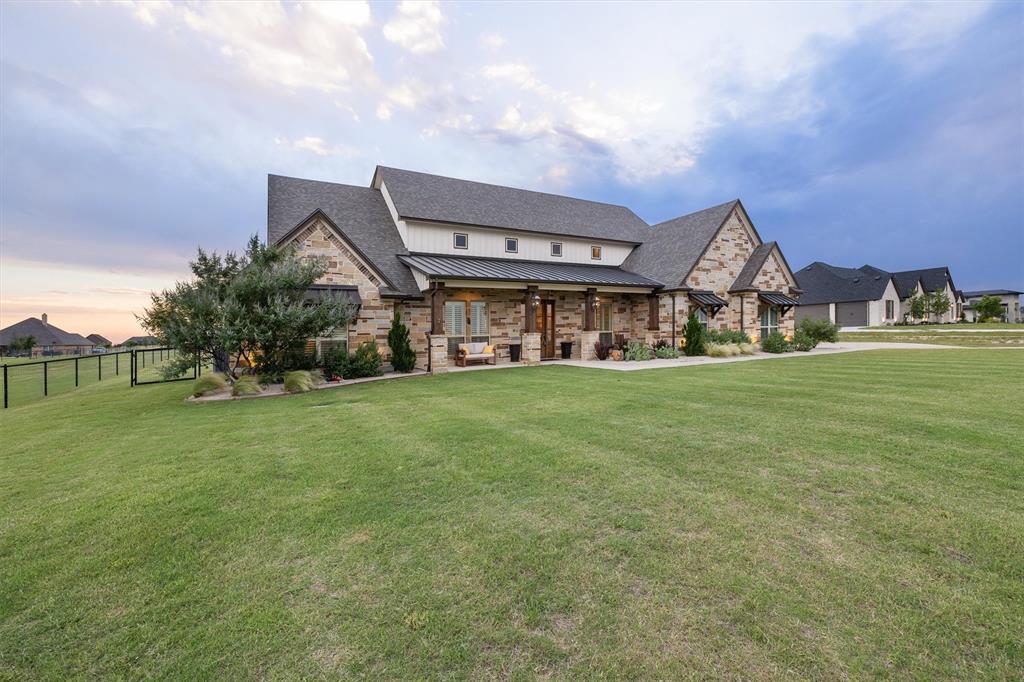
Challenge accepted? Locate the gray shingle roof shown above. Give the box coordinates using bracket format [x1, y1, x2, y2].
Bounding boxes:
[268, 174, 420, 296]
[621, 200, 738, 288]
[399, 254, 660, 288]
[963, 289, 1023, 297]
[729, 241, 776, 292]
[891, 267, 953, 298]
[794, 262, 894, 305]
[0, 318, 93, 347]
[375, 166, 648, 243]
[86, 334, 111, 346]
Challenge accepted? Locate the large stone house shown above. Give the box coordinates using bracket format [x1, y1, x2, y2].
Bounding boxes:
[962, 289, 1022, 322]
[795, 263, 960, 326]
[268, 166, 801, 372]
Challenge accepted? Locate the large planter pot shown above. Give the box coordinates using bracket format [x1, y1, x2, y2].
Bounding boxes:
[509, 342, 521, 363]
[560, 341, 573, 359]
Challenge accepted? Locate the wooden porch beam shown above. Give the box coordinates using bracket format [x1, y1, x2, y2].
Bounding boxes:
[647, 293, 660, 331]
[584, 287, 597, 331]
[430, 282, 445, 335]
[524, 285, 538, 333]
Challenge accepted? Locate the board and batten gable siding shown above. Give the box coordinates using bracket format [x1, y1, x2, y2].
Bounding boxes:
[401, 220, 635, 265]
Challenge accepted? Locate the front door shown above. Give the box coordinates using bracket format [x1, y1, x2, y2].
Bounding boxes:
[535, 300, 556, 358]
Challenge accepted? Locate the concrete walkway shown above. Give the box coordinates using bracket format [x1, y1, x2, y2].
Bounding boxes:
[447, 340, 977, 374]
[843, 326, 1024, 333]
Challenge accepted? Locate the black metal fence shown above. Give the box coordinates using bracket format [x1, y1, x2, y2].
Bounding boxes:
[1, 347, 195, 409]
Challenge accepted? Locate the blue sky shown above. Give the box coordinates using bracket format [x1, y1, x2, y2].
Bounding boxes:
[1, 0, 1021, 339]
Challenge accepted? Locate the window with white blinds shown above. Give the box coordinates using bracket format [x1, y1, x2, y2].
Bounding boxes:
[470, 301, 489, 343]
[445, 301, 465, 356]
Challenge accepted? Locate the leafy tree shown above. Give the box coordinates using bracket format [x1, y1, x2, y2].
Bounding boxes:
[9, 335, 35, 354]
[141, 236, 353, 381]
[682, 312, 705, 356]
[973, 295, 1004, 322]
[387, 310, 416, 372]
[927, 290, 950, 320]
[908, 293, 928, 321]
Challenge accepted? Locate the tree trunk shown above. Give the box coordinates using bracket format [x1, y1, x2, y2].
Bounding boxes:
[213, 347, 230, 375]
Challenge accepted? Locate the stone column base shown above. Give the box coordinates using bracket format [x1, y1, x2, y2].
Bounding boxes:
[521, 332, 541, 365]
[580, 330, 601, 361]
[429, 334, 448, 374]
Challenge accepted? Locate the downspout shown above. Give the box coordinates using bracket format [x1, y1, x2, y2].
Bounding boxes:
[740, 296, 745, 334]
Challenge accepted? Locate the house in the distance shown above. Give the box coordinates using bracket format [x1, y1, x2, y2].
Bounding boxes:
[119, 335, 160, 347]
[795, 263, 959, 326]
[0, 314, 94, 356]
[962, 289, 1022, 322]
[268, 166, 803, 372]
[87, 333, 112, 348]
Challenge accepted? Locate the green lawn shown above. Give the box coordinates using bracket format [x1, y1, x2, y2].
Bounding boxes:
[2, 351, 1022, 679]
[1, 349, 179, 408]
[839, 332, 1024, 347]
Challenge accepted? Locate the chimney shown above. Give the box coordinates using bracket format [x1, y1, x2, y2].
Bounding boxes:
[42, 313, 48, 326]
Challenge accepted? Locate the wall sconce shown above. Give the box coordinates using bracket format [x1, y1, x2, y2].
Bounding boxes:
[591, 296, 601, 308]
[531, 292, 541, 303]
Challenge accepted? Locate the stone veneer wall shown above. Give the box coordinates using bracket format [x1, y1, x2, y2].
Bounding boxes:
[286, 216, 434, 368]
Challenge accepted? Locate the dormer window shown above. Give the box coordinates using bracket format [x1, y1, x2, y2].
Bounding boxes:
[550, 242, 562, 257]
[453, 233, 468, 249]
[591, 245, 602, 260]
[505, 237, 518, 253]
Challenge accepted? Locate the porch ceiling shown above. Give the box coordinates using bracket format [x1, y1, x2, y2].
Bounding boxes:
[399, 253, 662, 288]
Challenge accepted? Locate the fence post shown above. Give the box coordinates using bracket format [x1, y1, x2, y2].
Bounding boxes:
[116, 352, 119, 376]
[44, 362, 48, 396]
[75, 357, 79, 387]
[131, 351, 135, 387]
[99, 355, 103, 381]
[3, 365, 7, 409]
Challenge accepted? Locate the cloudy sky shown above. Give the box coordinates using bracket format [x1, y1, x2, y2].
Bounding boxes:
[1, 0, 1021, 340]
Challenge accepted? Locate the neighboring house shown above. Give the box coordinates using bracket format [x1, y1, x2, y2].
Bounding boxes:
[119, 335, 160, 347]
[87, 333, 112, 348]
[962, 289, 1022, 322]
[795, 263, 958, 326]
[0, 314, 94, 356]
[268, 166, 802, 372]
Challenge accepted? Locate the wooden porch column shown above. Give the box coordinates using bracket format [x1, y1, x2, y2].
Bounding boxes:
[584, 287, 597, 331]
[647, 293, 660, 331]
[431, 282, 445, 335]
[524, 285, 538, 333]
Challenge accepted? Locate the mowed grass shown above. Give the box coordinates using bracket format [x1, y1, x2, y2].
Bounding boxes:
[839, 332, 1024, 347]
[1, 349, 177, 408]
[1, 351, 1022, 680]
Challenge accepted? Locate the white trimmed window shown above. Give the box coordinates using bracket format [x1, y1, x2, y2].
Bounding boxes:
[591, 245, 602, 260]
[550, 242, 562, 257]
[697, 308, 708, 330]
[470, 300, 489, 343]
[453, 232, 469, 249]
[444, 300, 465, 356]
[505, 237, 518, 253]
[760, 307, 779, 338]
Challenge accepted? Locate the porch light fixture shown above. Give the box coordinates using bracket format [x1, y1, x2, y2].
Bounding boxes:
[531, 292, 541, 303]
[591, 296, 601, 308]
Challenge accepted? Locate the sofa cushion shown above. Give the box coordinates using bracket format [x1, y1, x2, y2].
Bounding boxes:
[468, 342, 486, 354]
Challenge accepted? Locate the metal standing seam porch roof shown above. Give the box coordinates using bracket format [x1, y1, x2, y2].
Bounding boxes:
[398, 254, 662, 288]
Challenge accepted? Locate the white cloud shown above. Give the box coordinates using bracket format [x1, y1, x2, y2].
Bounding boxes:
[480, 33, 506, 49]
[376, 103, 393, 121]
[274, 135, 357, 157]
[382, 1, 445, 54]
[119, 1, 376, 93]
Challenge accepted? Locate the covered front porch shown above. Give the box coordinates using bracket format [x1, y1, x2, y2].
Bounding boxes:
[399, 253, 664, 372]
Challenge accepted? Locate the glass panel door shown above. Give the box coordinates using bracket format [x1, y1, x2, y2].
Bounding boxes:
[599, 303, 612, 346]
[759, 307, 778, 339]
